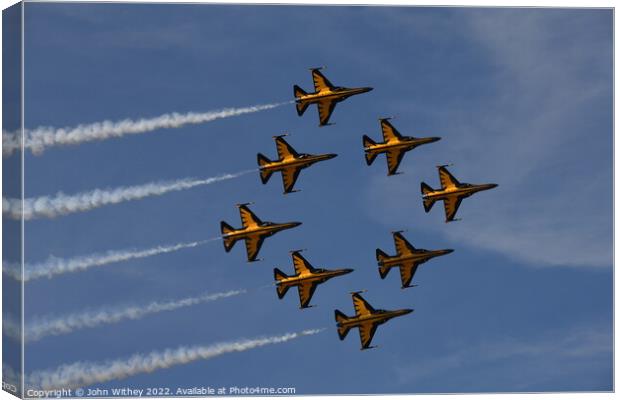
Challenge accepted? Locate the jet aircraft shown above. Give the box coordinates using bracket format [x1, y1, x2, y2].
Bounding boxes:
[294, 67, 373, 126]
[274, 250, 353, 308]
[421, 165, 498, 222]
[257, 134, 337, 194]
[364, 118, 440, 175]
[220, 203, 301, 262]
[335, 291, 413, 350]
[376, 231, 453, 289]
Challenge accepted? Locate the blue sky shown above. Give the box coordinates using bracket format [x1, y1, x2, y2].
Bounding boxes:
[9, 3, 613, 394]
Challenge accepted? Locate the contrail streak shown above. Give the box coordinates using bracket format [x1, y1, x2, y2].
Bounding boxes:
[3, 238, 220, 282]
[28, 329, 323, 390]
[15, 290, 245, 342]
[3, 102, 289, 156]
[3, 169, 253, 220]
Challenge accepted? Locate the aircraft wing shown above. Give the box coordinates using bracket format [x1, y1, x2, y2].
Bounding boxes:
[280, 166, 303, 194]
[438, 166, 460, 189]
[239, 205, 263, 228]
[380, 119, 403, 142]
[297, 281, 319, 308]
[385, 148, 406, 175]
[358, 321, 379, 349]
[352, 293, 376, 317]
[312, 69, 335, 92]
[291, 251, 315, 275]
[317, 99, 337, 126]
[399, 261, 420, 288]
[275, 136, 299, 160]
[244, 234, 266, 261]
[443, 195, 464, 222]
[393, 232, 416, 256]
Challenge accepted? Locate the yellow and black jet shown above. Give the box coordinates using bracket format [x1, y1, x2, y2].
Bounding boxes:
[376, 231, 453, 289]
[257, 134, 337, 194]
[421, 165, 498, 222]
[294, 67, 373, 126]
[220, 203, 301, 262]
[335, 291, 413, 350]
[364, 118, 440, 175]
[274, 250, 353, 309]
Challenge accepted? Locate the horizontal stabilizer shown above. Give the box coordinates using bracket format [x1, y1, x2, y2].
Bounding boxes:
[334, 310, 351, 340]
[423, 198, 436, 213]
[293, 84, 307, 99]
[220, 221, 237, 252]
[376, 248, 389, 263]
[378, 264, 391, 280]
[296, 101, 310, 116]
[363, 136, 378, 165]
[274, 267, 288, 282]
[421, 182, 434, 195]
[257, 153, 273, 184]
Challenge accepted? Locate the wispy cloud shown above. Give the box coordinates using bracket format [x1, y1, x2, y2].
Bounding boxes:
[365, 10, 612, 268]
[2, 102, 288, 156]
[3, 169, 253, 220]
[28, 329, 324, 390]
[4, 237, 219, 282]
[395, 325, 612, 391]
[5, 290, 244, 342]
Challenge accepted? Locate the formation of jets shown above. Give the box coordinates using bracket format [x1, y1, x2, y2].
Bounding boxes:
[219, 68, 497, 350]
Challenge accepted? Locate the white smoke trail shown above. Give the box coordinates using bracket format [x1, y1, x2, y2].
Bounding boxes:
[2, 102, 289, 156]
[20, 290, 245, 342]
[27, 329, 323, 390]
[3, 169, 254, 220]
[3, 237, 220, 282]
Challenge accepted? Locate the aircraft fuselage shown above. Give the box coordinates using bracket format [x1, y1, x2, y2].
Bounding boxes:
[423, 183, 498, 201]
[296, 86, 373, 104]
[260, 153, 337, 173]
[277, 268, 353, 287]
[223, 222, 301, 240]
[365, 136, 440, 154]
[338, 308, 413, 328]
[379, 249, 454, 268]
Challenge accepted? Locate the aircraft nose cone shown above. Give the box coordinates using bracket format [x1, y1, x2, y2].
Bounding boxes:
[326, 153, 338, 160]
[489, 183, 498, 189]
[402, 309, 414, 315]
[290, 222, 302, 228]
[443, 249, 455, 255]
[343, 268, 354, 274]
[429, 137, 441, 143]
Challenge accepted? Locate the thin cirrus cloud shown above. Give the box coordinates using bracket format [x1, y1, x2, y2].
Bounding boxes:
[364, 10, 612, 268]
[394, 323, 612, 390]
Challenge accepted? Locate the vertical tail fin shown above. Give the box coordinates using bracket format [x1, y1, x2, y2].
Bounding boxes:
[274, 268, 290, 299]
[220, 221, 237, 252]
[334, 310, 351, 340]
[376, 249, 392, 279]
[257, 153, 274, 184]
[363, 135, 378, 165]
[421, 182, 436, 212]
